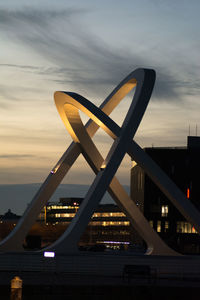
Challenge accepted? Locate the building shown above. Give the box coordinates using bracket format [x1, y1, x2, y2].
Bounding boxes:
[0, 209, 21, 242]
[130, 136, 200, 254]
[0, 209, 20, 223]
[38, 197, 137, 251]
[0, 200, 140, 251]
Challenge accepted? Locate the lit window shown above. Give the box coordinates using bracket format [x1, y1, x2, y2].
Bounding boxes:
[90, 221, 130, 226]
[164, 221, 169, 232]
[161, 205, 168, 217]
[157, 221, 161, 232]
[149, 220, 153, 228]
[48, 205, 78, 210]
[54, 213, 75, 218]
[192, 226, 197, 233]
[176, 221, 197, 234]
[91, 212, 125, 218]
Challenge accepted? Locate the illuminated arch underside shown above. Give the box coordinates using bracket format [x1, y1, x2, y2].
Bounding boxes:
[1, 68, 200, 255]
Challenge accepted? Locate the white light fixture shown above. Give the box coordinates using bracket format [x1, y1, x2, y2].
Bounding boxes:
[44, 251, 55, 258]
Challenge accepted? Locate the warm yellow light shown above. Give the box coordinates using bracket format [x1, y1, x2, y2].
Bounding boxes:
[132, 160, 137, 168]
[100, 163, 106, 170]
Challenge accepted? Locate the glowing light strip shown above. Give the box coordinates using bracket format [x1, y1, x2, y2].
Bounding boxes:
[44, 251, 55, 257]
[100, 241, 130, 245]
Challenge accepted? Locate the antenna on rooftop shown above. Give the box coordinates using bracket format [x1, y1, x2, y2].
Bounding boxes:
[196, 124, 198, 136]
[188, 124, 190, 136]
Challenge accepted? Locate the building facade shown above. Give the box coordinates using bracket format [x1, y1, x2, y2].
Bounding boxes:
[38, 197, 136, 250]
[130, 136, 200, 254]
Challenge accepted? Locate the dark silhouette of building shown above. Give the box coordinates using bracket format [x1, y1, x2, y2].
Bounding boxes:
[0, 209, 21, 242]
[0, 209, 20, 223]
[130, 136, 200, 254]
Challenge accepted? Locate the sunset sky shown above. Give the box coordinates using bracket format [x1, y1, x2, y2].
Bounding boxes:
[1, 0, 200, 192]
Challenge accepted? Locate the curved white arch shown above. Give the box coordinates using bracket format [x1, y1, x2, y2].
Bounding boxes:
[0, 68, 146, 252]
[1, 68, 200, 256]
[48, 68, 176, 255]
[46, 68, 200, 255]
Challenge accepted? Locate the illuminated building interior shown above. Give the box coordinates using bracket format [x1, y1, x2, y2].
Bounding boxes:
[38, 197, 134, 250]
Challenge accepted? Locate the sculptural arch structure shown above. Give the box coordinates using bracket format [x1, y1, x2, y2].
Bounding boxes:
[1, 68, 200, 255]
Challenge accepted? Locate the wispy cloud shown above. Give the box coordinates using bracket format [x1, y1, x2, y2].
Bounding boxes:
[0, 154, 35, 159]
[1, 7, 199, 103]
[0, 63, 40, 71]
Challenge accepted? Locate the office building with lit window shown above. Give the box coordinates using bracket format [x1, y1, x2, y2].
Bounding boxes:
[38, 197, 134, 250]
[130, 136, 200, 254]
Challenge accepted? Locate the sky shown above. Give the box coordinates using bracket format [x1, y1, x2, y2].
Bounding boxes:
[0, 0, 200, 213]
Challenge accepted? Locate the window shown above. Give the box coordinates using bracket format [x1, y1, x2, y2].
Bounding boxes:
[157, 221, 161, 233]
[161, 205, 168, 217]
[47, 205, 78, 210]
[164, 221, 169, 232]
[55, 213, 75, 218]
[90, 221, 130, 226]
[92, 212, 125, 218]
[149, 220, 153, 228]
[177, 222, 197, 234]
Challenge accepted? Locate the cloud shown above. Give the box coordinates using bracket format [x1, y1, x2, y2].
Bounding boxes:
[0, 154, 35, 159]
[0, 63, 40, 71]
[0, 7, 199, 104]
[0, 7, 84, 27]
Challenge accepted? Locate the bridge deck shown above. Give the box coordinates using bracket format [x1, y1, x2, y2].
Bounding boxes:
[0, 251, 200, 287]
